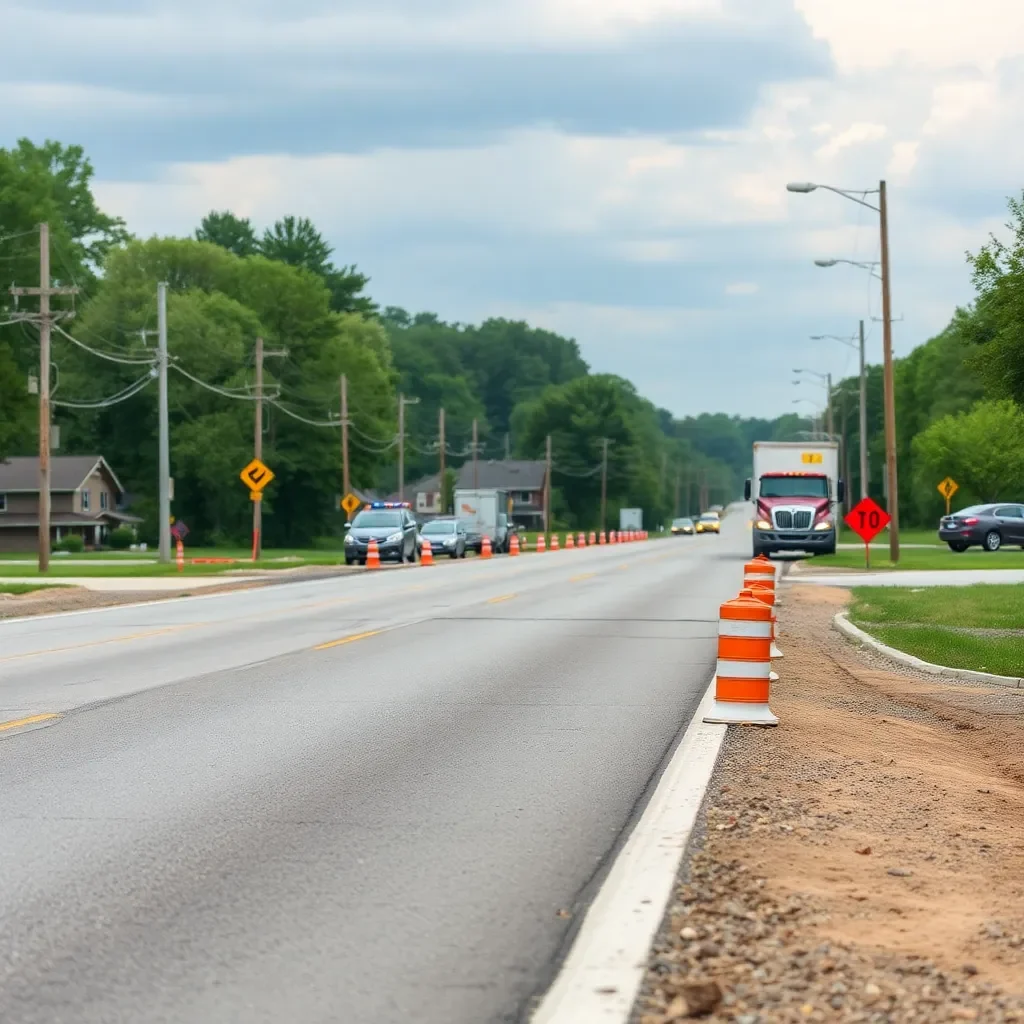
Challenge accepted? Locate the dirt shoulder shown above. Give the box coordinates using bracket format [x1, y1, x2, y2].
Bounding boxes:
[634, 584, 1024, 1023]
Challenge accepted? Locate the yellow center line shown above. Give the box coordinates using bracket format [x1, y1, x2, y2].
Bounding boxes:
[0, 712, 60, 733]
[486, 593, 518, 604]
[0, 625, 200, 665]
[618, 564, 629, 570]
[569, 572, 596, 582]
[314, 629, 381, 651]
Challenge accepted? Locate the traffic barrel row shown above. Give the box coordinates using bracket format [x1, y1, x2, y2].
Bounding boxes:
[703, 555, 780, 727]
[531, 529, 650, 551]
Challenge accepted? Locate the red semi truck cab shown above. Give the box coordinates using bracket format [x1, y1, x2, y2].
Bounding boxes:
[743, 442, 844, 558]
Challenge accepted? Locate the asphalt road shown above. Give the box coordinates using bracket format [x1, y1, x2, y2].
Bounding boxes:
[0, 517, 748, 1024]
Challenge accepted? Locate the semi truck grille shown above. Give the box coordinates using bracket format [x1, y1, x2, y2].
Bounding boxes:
[775, 510, 793, 529]
[792, 511, 812, 530]
[772, 508, 814, 530]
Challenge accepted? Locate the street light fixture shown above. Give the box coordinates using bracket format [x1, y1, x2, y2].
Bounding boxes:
[787, 177, 900, 563]
[815, 258, 882, 280]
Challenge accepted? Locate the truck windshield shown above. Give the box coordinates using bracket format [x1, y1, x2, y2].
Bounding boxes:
[760, 476, 829, 498]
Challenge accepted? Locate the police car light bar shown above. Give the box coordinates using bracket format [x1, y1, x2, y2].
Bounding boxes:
[368, 501, 411, 509]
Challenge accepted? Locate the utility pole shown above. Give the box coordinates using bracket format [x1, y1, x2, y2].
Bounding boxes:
[397, 393, 419, 501]
[10, 223, 77, 573]
[826, 372, 834, 438]
[340, 373, 350, 497]
[600, 438, 610, 532]
[674, 468, 681, 518]
[544, 434, 551, 535]
[686, 471, 693, 516]
[157, 282, 171, 564]
[472, 418, 479, 488]
[660, 451, 667, 506]
[438, 407, 446, 509]
[879, 179, 900, 562]
[858, 319, 868, 499]
[252, 336, 286, 560]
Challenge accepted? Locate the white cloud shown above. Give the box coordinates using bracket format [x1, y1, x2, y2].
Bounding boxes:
[724, 282, 759, 295]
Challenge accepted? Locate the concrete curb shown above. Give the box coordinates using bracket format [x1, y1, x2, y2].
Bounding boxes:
[529, 678, 728, 1023]
[833, 612, 1024, 690]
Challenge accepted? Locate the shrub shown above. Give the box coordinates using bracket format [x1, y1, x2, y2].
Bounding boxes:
[55, 534, 85, 553]
[109, 526, 135, 550]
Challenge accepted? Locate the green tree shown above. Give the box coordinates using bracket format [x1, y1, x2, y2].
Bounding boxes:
[196, 211, 259, 257]
[912, 400, 1024, 509]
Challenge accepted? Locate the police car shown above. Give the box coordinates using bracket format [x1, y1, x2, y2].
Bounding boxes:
[344, 502, 419, 565]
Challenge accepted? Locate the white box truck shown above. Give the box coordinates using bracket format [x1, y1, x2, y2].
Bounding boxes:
[743, 441, 844, 557]
[619, 508, 643, 532]
[454, 488, 511, 553]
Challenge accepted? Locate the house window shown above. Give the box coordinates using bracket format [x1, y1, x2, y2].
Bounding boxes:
[0, 493, 6, 513]
[81, 489, 91, 512]
[519, 491, 532, 503]
[100, 491, 109, 510]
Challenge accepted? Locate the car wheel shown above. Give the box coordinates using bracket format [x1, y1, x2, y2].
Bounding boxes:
[459, 549, 467, 558]
[984, 530, 1002, 552]
[449, 551, 458, 559]
[947, 541, 968, 553]
[345, 557, 356, 566]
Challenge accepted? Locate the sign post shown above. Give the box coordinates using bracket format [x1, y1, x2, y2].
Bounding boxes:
[937, 477, 959, 516]
[844, 497, 891, 570]
[239, 458, 275, 561]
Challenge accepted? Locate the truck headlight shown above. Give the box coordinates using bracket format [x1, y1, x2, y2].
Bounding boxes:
[814, 520, 833, 531]
[756, 519, 772, 530]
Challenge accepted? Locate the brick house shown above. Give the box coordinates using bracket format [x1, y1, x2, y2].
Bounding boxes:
[0, 455, 143, 552]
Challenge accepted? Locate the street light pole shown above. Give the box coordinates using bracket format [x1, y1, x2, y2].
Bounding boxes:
[878, 180, 899, 562]
[789, 177, 900, 561]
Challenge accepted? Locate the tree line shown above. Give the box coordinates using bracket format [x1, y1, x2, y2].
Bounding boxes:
[2, 138, 826, 545]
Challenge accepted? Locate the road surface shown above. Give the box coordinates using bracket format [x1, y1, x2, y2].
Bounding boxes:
[0, 520, 748, 1024]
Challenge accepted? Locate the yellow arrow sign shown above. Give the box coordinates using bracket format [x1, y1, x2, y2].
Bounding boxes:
[340, 492, 362, 517]
[937, 477, 958, 500]
[240, 458, 274, 493]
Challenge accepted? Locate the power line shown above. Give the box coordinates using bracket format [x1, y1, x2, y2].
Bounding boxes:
[52, 369, 156, 409]
[170, 362, 270, 401]
[52, 322, 156, 366]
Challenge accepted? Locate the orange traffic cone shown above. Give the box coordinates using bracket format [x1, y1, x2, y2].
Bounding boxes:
[481, 535, 492, 559]
[588, 531, 596, 546]
[577, 532, 586, 548]
[366, 537, 381, 569]
[599, 531, 606, 545]
[537, 534, 546, 553]
[703, 589, 777, 726]
[509, 534, 520, 557]
[421, 538, 434, 566]
[566, 532, 575, 549]
[176, 539, 184, 572]
[551, 534, 560, 551]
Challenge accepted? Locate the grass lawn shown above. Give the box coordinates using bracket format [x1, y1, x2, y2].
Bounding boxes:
[0, 582, 73, 595]
[849, 584, 1024, 677]
[810, 547, 1024, 571]
[836, 527, 942, 547]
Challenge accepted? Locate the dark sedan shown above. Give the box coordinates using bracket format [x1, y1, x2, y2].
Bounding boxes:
[670, 517, 695, 536]
[938, 503, 1024, 552]
[417, 518, 468, 559]
[344, 503, 419, 564]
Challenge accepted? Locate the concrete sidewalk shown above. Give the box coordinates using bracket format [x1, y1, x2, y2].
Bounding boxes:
[788, 568, 1024, 588]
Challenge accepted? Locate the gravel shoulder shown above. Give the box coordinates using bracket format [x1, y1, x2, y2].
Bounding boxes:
[633, 584, 1024, 1023]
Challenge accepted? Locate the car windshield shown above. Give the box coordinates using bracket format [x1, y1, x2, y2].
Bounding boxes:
[700, 514, 717, 522]
[422, 521, 456, 534]
[352, 511, 402, 528]
[673, 519, 691, 526]
[759, 476, 829, 498]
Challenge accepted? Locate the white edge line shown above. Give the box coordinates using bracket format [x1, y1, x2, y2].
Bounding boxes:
[833, 612, 1024, 690]
[531, 676, 727, 1023]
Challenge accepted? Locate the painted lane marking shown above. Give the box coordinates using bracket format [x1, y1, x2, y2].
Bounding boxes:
[486, 593, 518, 605]
[0, 626, 201, 664]
[313, 629, 381, 651]
[569, 573, 596, 583]
[0, 713, 60, 733]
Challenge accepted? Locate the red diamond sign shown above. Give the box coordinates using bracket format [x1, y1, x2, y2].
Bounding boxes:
[844, 497, 891, 545]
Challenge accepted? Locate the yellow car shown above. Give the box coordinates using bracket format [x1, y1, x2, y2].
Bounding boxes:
[695, 512, 720, 534]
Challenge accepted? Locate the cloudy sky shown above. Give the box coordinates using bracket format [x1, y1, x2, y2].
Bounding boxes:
[4, 0, 1022, 418]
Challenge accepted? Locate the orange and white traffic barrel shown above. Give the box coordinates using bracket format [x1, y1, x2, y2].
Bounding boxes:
[588, 531, 596, 546]
[565, 532, 575, 549]
[421, 538, 434, 566]
[599, 531, 606, 545]
[366, 537, 381, 569]
[577, 532, 586, 548]
[509, 534, 520, 556]
[703, 589, 778, 726]
[537, 534, 546, 553]
[551, 534, 560, 551]
[747, 580, 782, 661]
[481, 535, 493, 559]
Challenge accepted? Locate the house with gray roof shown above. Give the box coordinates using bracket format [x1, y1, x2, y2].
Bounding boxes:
[0, 455, 143, 552]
